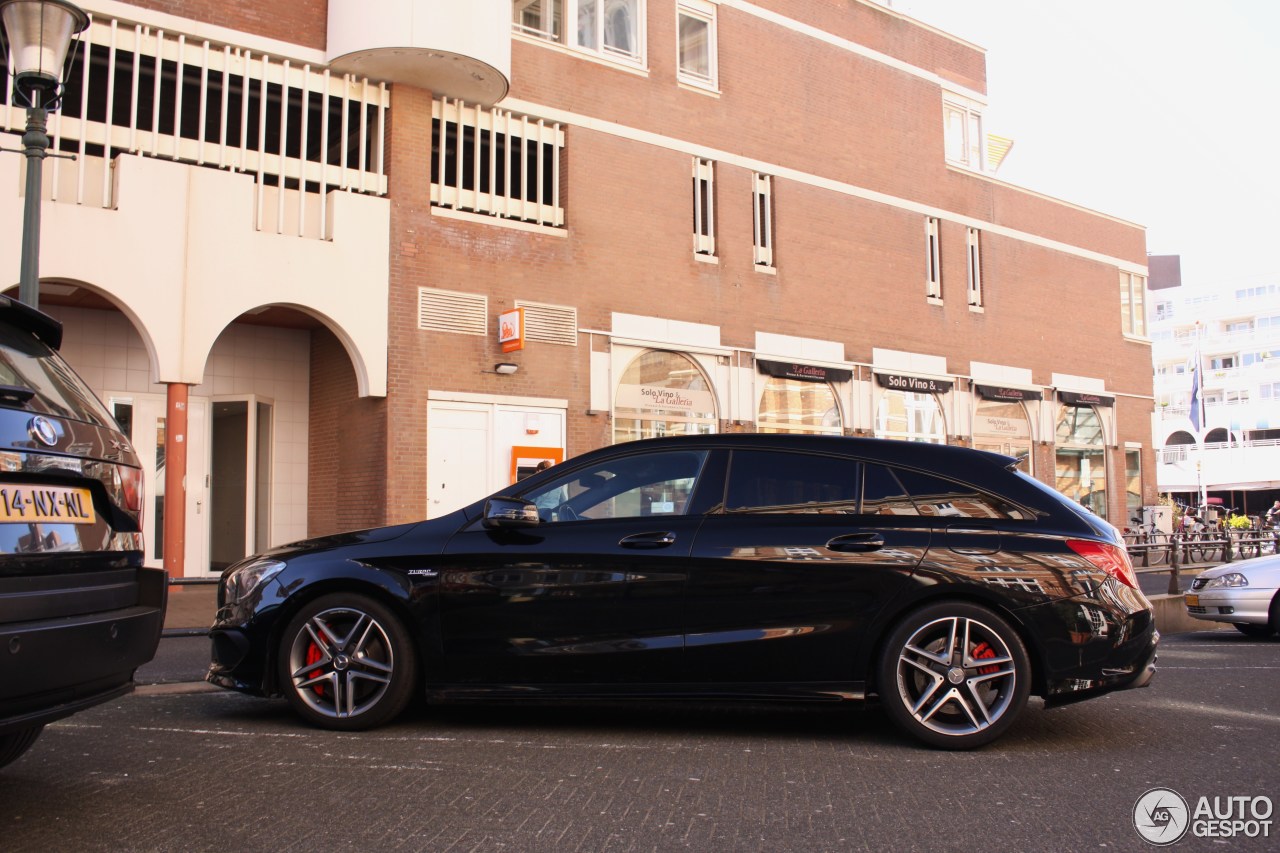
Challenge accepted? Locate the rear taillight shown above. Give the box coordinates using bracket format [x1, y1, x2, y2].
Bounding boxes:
[117, 464, 143, 513]
[1068, 539, 1138, 589]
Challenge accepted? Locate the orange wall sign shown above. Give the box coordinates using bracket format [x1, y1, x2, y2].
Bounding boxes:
[499, 307, 525, 353]
[511, 445, 563, 484]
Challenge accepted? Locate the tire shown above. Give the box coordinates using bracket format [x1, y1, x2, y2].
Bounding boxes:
[0, 725, 44, 770]
[1233, 622, 1274, 639]
[277, 593, 418, 731]
[877, 602, 1031, 750]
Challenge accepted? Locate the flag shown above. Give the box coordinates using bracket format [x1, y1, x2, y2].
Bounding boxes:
[1188, 353, 1202, 432]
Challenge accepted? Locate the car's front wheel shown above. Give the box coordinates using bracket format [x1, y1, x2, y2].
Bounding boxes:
[1233, 622, 1274, 638]
[278, 593, 418, 730]
[878, 602, 1030, 750]
[0, 725, 43, 770]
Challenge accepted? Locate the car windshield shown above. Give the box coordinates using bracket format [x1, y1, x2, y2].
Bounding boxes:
[0, 322, 115, 427]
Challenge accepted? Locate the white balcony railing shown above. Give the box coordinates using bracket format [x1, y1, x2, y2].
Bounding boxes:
[1, 10, 389, 239]
[1157, 439, 1280, 491]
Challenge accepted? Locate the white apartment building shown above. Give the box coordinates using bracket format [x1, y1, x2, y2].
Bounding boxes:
[1150, 282, 1280, 513]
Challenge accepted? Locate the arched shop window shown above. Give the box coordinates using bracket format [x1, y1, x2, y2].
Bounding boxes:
[971, 386, 1039, 471]
[874, 373, 951, 444]
[614, 350, 718, 443]
[877, 390, 946, 444]
[758, 376, 841, 434]
[757, 375, 843, 434]
[1055, 401, 1108, 516]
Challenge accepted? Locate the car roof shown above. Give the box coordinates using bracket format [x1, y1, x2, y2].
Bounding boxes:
[590, 433, 1018, 469]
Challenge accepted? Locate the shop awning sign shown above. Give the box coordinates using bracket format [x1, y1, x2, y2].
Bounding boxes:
[757, 359, 852, 383]
[1059, 390, 1114, 407]
[875, 372, 953, 394]
[975, 384, 1043, 402]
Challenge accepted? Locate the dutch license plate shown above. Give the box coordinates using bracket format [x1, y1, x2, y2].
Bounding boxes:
[0, 484, 96, 524]
[1185, 594, 1199, 607]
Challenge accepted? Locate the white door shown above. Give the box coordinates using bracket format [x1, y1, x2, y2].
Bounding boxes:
[427, 403, 490, 519]
[185, 399, 211, 575]
[107, 393, 210, 576]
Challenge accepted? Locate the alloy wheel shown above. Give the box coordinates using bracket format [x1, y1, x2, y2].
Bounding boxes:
[285, 605, 396, 720]
[892, 614, 1021, 739]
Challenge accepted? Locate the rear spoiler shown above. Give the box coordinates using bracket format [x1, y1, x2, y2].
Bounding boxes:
[0, 294, 64, 350]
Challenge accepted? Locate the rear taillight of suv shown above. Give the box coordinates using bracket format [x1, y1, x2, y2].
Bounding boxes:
[116, 464, 143, 513]
[1068, 539, 1139, 589]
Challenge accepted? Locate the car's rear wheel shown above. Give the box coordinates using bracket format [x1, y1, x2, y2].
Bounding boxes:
[878, 602, 1030, 750]
[0, 725, 43, 769]
[278, 593, 417, 730]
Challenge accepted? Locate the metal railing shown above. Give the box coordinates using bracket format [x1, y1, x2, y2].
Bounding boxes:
[1125, 529, 1279, 593]
[2, 11, 389, 238]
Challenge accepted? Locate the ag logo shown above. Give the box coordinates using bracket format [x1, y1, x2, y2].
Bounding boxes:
[1134, 787, 1190, 845]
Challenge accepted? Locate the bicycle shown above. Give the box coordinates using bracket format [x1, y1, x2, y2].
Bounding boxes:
[1175, 514, 1218, 563]
[1229, 515, 1263, 560]
[1125, 511, 1168, 566]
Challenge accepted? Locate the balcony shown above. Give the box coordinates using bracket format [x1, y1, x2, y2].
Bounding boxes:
[327, 0, 511, 105]
[1157, 439, 1280, 492]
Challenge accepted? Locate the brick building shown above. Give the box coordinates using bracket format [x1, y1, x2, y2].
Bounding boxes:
[0, 0, 1154, 578]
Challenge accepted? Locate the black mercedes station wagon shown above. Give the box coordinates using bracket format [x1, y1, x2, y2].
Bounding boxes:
[209, 434, 1157, 749]
[0, 296, 165, 769]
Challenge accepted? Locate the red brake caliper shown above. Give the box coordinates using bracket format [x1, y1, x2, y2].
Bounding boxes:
[972, 641, 999, 675]
[305, 642, 327, 696]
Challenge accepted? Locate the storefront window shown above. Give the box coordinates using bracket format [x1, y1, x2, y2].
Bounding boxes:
[757, 376, 842, 434]
[972, 399, 1032, 471]
[1055, 404, 1107, 515]
[614, 350, 717, 443]
[877, 390, 945, 444]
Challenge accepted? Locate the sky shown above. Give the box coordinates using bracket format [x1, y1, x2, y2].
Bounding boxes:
[889, 0, 1280, 293]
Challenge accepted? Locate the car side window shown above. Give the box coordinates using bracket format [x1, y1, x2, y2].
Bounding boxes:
[521, 450, 708, 522]
[861, 463, 920, 515]
[723, 450, 860, 513]
[891, 467, 1028, 520]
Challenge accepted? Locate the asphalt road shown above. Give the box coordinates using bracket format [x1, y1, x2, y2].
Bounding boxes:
[1, 631, 1276, 852]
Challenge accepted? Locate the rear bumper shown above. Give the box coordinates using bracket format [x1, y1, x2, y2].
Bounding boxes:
[0, 567, 166, 734]
[1043, 628, 1158, 707]
[1025, 581, 1160, 705]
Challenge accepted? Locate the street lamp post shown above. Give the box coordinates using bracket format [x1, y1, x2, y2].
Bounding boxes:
[0, 0, 88, 310]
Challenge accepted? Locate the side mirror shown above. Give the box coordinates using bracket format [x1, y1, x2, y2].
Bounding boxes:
[482, 496, 541, 529]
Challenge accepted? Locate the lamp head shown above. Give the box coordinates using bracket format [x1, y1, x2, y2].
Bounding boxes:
[0, 0, 89, 109]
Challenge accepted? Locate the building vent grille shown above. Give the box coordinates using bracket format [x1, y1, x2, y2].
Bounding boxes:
[516, 301, 578, 346]
[418, 288, 488, 336]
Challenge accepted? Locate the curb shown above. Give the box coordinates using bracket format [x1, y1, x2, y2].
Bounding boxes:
[1148, 593, 1207, 635]
[162, 628, 210, 638]
[135, 682, 221, 696]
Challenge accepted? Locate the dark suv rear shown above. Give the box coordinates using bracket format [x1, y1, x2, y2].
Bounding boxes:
[0, 295, 165, 769]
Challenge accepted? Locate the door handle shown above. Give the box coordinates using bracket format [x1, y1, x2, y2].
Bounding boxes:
[619, 531, 677, 549]
[826, 532, 885, 552]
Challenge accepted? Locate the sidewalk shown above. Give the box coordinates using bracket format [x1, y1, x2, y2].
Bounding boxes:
[163, 582, 219, 634]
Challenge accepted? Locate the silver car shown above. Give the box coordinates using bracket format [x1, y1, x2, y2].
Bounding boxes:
[1185, 554, 1280, 637]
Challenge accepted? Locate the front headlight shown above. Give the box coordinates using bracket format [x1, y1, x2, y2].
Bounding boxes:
[222, 558, 286, 604]
[1205, 573, 1249, 589]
